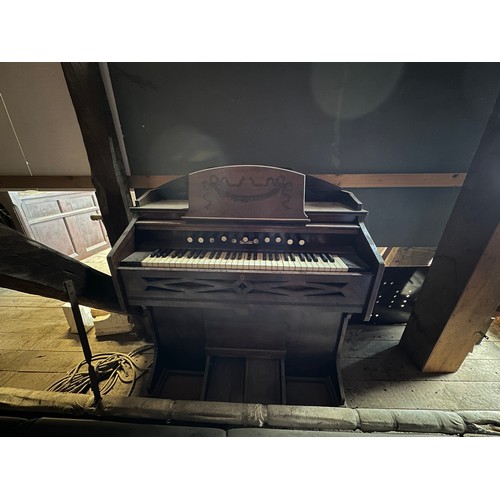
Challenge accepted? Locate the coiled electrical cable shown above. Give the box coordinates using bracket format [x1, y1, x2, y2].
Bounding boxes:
[47, 344, 155, 396]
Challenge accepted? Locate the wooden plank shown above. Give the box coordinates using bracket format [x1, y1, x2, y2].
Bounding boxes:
[463, 340, 500, 361]
[383, 247, 400, 266]
[132, 172, 468, 189]
[0, 172, 468, 191]
[0, 350, 85, 372]
[0, 335, 151, 355]
[0, 224, 121, 313]
[1, 372, 68, 392]
[0, 371, 15, 386]
[0, 294, 65, 307]
[0, 319, 71, 335]
[387, 247, 435, 267]
[341, 340, 401, 359]
[342, 357, 500, 382]
[344, 380, 500, 410]
[0, 306, 68, 322]
[346, 324, 405, 342]
[314, 173, 467, 188]
[400, 91, 500, 373]
[0, 176, 95, 190]
[61, 63, 132, 246]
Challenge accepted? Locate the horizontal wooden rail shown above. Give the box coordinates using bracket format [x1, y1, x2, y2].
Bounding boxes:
[0, 176, 95, 190]
[0, 172, 467, 191]
[313, 173, 466, 189]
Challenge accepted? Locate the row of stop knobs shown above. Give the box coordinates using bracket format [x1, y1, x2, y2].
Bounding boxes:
[185, 233, 306, 246]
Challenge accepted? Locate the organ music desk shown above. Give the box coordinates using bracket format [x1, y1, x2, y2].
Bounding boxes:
[109, 165, 384, 406]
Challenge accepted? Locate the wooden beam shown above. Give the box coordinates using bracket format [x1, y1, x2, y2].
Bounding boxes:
[0, 224, 121, 313]
[383, 247, 435, 267]
[399, 92, 500, 373]
[0, 176, 95, 190]
[0, 172, 467, 191]
[131, 172, 467, 189]
[61, 63, 132, 245]
[313, 172, 467, 189]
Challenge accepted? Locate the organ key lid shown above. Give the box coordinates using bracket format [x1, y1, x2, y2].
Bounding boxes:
[182, 165, 310, 223]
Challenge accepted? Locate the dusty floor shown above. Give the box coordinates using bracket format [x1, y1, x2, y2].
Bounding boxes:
[1, 249, 499, 410]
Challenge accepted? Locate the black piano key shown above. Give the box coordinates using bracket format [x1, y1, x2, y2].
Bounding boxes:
[252, 252, 257, 260]
[324, 253, 335, 262]
[299, 253, 306, 262]
[284, 253, 290, 262]
[311, 253, 319, 262]
[290, 253, 296, 261]
[320, 253, 329, 262]
[214, 251, 221, 259]
[263, 253, 267, 261]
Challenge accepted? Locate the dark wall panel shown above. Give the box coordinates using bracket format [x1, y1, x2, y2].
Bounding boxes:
[350, 187, 461, 247]
[108, 62, 500, 246]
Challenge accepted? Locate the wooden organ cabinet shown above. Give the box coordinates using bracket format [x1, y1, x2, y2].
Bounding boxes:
[109, 165, 384, 406]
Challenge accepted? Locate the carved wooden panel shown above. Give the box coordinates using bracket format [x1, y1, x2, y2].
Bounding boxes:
[9, 191, 110, 260]
[120, 268, 371, 309]
[184, 165, 308, 222]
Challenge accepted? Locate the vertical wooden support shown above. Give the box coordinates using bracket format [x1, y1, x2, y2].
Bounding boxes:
[399, 93, 500, 372]
[64, 280, 101, 403]
[61, 62, 132, 246]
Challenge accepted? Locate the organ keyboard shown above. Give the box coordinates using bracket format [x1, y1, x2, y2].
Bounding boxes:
[109, 165, 384, 406]
[129, 248, 353, 271]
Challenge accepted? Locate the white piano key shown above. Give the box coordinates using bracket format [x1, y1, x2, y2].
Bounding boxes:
[140, 248, 357, 274]
[334, 256, 349, 272]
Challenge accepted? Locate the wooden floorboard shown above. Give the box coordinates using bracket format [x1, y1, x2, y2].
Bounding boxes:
[2, 371, 69, 392]
[344, 380, 500, 410]
[0, 333, 152, 353]
[342, 357, 500, 382]
[341, 318, 500, 410]
[0, 249, 499, 410]
[0, 250, 151, 397]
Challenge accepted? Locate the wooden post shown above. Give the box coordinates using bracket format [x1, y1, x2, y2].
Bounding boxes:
[0, 224, 122, 313]
[399, 93, 500, 372]
[64, 280, 101, 403]
[61, 63, 132, 246]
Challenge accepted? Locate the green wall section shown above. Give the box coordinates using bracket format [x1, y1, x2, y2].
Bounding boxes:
[108, 62, 500, 246]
